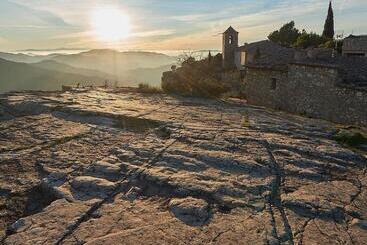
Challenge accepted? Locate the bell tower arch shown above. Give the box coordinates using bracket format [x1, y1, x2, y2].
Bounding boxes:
[222, 26, 239, 70]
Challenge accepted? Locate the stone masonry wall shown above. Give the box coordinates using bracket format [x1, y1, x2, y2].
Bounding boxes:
[245, 64, 367, 126]
[285, 64, 367, 126]
[245, 68, 287, 109]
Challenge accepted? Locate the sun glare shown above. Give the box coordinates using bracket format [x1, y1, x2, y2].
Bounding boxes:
[91, 7, 130, 42]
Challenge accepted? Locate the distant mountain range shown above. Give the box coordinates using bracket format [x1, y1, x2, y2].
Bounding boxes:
[0, 58, 107, 92]
[0, 49, 176, 92]
[0, 52, 58, 63]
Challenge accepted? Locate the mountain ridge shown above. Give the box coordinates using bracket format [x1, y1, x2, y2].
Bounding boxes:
[0, 58, 107, 92]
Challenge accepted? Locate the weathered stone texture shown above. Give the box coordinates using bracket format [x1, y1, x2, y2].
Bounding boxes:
[0, 89, 366, 244]
[245, 64, 367, 126]
[245, 67, 287, 109]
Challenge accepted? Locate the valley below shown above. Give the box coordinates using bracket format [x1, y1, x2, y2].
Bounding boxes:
[0, 88, 366, 244]
[0, 50, 176, 92]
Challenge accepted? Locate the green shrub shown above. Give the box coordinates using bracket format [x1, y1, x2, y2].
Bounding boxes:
[191, 77, 229, 98]
[333, 129, 367, 146]
[294, 31, 329, 48]
[161, 53, 228, 98]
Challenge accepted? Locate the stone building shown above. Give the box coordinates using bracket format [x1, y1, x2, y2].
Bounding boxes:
[245, 59, 367, 126]
[221, 27, 367, 126]
[222, 27, 296, 70]
[342, 35, 367, 57]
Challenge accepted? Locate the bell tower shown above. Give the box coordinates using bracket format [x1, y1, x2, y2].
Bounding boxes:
[222, 26, 238, 70]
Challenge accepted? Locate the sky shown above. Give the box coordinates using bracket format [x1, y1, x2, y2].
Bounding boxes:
[0, 0, 366, 52]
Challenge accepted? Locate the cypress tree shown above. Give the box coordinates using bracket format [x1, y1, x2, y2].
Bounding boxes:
[322, 1, 335, 39]
[208, 51, 212, 64]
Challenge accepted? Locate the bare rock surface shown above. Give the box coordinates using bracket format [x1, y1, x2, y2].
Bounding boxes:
[0, 88, 366, 244]
[169, 197, 210, 226]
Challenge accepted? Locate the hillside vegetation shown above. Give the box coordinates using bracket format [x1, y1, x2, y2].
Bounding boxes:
[0, 58, 106, 92]
[162, 54, 231, 98]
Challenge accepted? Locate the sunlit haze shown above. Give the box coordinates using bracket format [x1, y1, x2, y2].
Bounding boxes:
[0, 0, 366, 52]
[91, 7, 130, 42]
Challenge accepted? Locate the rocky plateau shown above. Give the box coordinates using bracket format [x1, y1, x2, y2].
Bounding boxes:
[0, 88, 366, 244]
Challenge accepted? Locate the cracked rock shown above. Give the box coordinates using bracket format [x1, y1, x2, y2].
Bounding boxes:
[169, 197, 210, 226]
[71, 176, 116, 200]
[123, 186, 142, 201]
[351, 218, 367, 229]
[87, 159, 121, 181]
[1, 90, 367, 244]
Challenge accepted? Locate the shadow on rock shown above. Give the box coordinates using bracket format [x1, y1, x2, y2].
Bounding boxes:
[168, 197, 212, 227]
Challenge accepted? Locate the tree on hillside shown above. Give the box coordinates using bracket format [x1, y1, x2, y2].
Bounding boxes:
[322, 1, 335, 39]
[268, 21, 301, 47]
[294, 31, 328, 48]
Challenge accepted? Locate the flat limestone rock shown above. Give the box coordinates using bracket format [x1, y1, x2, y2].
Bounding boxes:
[282, 180, 359, 217]
[4, 199, 90, 245]
[169, 197, 210, 226]
[1, 90, 366, 244]
[86, 158, 122, 181]
[71, 176, 117, 200]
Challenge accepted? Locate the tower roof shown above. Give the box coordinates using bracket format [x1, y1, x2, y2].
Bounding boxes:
[224, 26, 238, 34]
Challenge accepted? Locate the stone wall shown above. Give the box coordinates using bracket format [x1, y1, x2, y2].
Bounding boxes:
[245, 67, 287, 109]
[222, 70, 242, 84]
[245, 64, 367, 126]
[222, 70, 246, 97]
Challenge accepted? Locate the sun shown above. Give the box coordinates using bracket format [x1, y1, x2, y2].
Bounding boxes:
[91, 7, 131, 42]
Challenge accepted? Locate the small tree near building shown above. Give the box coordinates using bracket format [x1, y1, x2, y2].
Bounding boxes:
[268, 21, 301, 47]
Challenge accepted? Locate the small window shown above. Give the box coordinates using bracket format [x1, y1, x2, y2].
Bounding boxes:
[229, 35, 233, 44]
[271, 78, 277, 90]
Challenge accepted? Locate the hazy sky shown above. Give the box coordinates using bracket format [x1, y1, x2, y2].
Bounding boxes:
[0, 0, 366, 52]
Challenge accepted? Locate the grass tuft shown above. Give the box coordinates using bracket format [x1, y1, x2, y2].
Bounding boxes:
[241, 114, 250, 127]
[137, 83, 162, 94]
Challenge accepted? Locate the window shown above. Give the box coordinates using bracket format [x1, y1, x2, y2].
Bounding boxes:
[229, 35, 233, 44]
[241, 52, 246, 65]
[271, 78, 277, 90]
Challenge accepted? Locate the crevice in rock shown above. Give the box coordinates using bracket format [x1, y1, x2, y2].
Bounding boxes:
[52, 108, 165, 133]
[4, 183, 59, 237]
[334, 217, 356, 245]
[297, 218, 312, 245]
[55, 136, 177, 243]
[55, 178, 129, 245]
[0, 130, 91, 155]
[349, 174, 363, 205]
[211, 228, 233, 243]
[263, 140, 295, 245]
[122, 164, 259, 216]
[266, 203, 280, 244]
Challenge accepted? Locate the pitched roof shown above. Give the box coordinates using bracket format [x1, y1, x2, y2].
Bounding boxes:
[239, 40, 296, 66]
[345, 35, 367, 39]
[224, 26, 238, 34]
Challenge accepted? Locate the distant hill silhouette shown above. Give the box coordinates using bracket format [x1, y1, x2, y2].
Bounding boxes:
[32, 60, 115, 80]
[0, 50, 176, 92]
[49, 49, 176, 76]
[0, 58, 106, 92]
[0, 52, 55, 63]
[32, 60, 171, 87]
